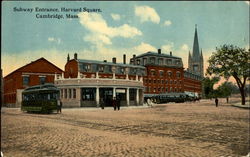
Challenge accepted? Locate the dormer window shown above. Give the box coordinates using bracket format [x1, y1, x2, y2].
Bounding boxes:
[99, 65, 104, 73]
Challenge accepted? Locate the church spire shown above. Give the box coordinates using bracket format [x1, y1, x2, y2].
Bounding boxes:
[192, 25, 200, 61]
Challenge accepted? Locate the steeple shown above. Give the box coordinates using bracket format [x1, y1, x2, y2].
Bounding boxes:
[192, 24, 200, 61]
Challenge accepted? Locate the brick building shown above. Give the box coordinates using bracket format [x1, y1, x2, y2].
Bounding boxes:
[130, 49, 185, 97]
[3, 58, 63, 107]
[55, 53, 146, 107]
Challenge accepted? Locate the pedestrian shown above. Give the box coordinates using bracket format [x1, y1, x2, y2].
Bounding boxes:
[113, 97, 117, 111]
[215, 98, 218, 107]
[59, 100, 62, 113]
[117, 96, 121, 111]
[57, 99, 60, 113]
[100, 98, 105, 109]
[226, 97, 229, 103]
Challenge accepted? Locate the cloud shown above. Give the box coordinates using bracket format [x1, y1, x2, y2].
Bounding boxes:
[84, 34, 112, 45]
[161, 42, 174, 52]
[181, 44, 189, 51]
[48, 37, 61, 44]
[111, 13, 121, 21]
[135, 5, 160, 24]
[163, 20, 172, 26]
[133, 42, 157, 53]
[78, 12, 142, 45]
[245, 1, 249, 5]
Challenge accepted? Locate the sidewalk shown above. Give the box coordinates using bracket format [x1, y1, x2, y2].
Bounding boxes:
[232, 102, 250, 109]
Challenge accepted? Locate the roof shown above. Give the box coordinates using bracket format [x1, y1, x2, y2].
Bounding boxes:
[23, 83, 59, 93]
[77, 59, 145, 69]
[4, 57, 64, 78]
[135, 51, 181, 59]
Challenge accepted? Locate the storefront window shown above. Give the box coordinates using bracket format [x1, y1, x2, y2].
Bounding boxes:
[82, 88, 96, 101]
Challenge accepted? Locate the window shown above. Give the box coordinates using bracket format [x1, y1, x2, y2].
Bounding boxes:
[175, 60, 181, 65]
[136, 59, 140, 65]
[159, 71, 164, 77]
[73, 89, 76, 98]
[166, 88, 168, 92]
[83, 64, 91, 72]
[39, 76, 46, 85]
[149, 79, 151, 83]
[150, 57, 155, 64]
[161, 80, 164, 84]
[129, 89, 136, 101]
[151, 70, 156, 76]
[99, 65, 104, 73]
[158, 58, 163, 65]
[167, 59, 172, 65]
[64, 89, 67, 99]
[22, 76, 29, 86]
[158, 80, 161, 83]
[82, 88, 96, 101]
[143, 58, 147, 65]
[168, 71, 172, 77]
[69, 89, 72, 99]
[154, 80, 156, 84]
[120, 68, 125, 74]
[170, 80, 172, 84]
[61, 89, 63, 98]
[176, 72, 181, 78]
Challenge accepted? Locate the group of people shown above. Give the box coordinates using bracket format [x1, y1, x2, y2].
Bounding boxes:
[112, 97, 121, 111]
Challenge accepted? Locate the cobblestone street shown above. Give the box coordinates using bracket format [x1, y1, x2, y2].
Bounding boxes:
[1, 98, 249, 157]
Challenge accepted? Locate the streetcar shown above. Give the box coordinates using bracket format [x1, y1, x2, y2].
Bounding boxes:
[21, 84, 60, 113]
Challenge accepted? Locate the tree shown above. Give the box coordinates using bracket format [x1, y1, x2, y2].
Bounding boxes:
[207, 45, 250, 105]
[202, 76, 220, 99]
[217, 81, 234, 98]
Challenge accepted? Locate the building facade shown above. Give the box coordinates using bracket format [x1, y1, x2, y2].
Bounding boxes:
[55, 54, 146, 107]
[130, 49, 185, 97]
[188, 25, 204, 77]
[3, 58, 63, 107]
[183, 71, 202, 97]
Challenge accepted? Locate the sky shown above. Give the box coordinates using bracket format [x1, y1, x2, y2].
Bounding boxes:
[2, 1, 249, 77]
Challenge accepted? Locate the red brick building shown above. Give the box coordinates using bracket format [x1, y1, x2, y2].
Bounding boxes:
[3, 58, 63, 107]
[130, 49, 202, 98]
[130, 49, 185, 96]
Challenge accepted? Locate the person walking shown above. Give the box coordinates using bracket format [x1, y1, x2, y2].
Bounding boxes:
[100, 98, 105, 109]
[57, 100, 60, 113]
[215, 98, 219, 107]
[117, 96, 121, 111]
[113, 97, 117, 111]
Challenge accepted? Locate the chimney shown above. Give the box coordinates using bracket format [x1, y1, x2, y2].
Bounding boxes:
[112, 57, 116, 64]
[158, 49, 161, 54]
[67, 54, 70, 62]
[133, 54, 136, 65]
[103, 60, 107, 62]
[74, 53, 78, 60]
[123, 54, 126, 64]
[170, 51, 172, 56]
